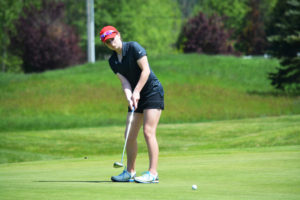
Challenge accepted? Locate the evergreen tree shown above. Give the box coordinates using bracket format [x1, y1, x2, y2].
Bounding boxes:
[268, 0, 300, 90]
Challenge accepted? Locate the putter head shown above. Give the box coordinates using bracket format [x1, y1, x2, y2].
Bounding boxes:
[113, 162, 123, 168]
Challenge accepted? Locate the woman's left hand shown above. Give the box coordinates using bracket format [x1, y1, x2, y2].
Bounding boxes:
[131, 91, 140, 109]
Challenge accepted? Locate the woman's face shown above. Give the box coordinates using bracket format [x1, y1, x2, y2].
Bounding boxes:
[104, 34, 122, 51]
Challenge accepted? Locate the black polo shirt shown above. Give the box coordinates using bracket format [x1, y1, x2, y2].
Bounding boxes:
[109, 41, 161, 98]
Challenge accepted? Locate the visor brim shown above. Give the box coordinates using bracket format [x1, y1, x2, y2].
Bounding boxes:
[102, 33, 117, 42]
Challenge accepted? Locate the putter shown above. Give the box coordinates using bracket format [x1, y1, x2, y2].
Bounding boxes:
[113, 107, 135, 168]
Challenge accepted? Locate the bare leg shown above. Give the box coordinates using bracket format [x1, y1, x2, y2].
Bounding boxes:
[143, 109, 162, 175]
[126, 112, 143, 173]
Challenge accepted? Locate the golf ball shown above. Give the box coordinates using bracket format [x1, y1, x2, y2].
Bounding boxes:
[192, 185, 197, 190]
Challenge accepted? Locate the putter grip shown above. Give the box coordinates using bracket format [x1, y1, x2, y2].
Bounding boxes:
[129, 106, 135, 122]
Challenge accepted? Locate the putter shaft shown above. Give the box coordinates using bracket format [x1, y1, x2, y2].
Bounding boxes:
[114, 107, 135, 168]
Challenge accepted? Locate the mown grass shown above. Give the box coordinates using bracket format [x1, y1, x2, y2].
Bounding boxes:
[1, 148, 300, 200]
[0, 54, 299, 131]
[0, 114, 299, 200]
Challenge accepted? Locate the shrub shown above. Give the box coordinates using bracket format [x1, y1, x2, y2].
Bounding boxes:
[192, 0, 248, 38]
[10, 0, 83, 73]
[181, 12, 235, 55]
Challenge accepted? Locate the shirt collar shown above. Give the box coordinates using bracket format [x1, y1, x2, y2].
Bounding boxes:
[121, 42, 128, 57]
[112, 42, 128, 61]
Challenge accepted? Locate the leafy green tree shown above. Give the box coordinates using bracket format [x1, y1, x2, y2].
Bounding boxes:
[0, 0, 41, 73]
[191, 0, 277, 45]
[193, 0, 248, 37]
[268, 0, 300, 90]
[235, 0, 268, 55]
[0, 1, 24, 72]
[260, 0, 278, 27]
[60, 0, 86, 48]
[176, 0, 198, 19]
[94, 0, 181, 56]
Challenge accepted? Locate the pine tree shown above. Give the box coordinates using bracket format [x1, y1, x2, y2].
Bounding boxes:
[268, 0, 300, 90]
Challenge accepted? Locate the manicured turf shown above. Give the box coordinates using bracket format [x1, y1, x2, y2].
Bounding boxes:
[0, 147, 299, 200]
[0, 115, 299, 199]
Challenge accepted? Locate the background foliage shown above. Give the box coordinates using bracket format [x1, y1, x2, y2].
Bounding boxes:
[0, 0, 27, 73]
[192, 0, 248, 37]
[1, 0, 300, 90]
[267, 0, 300, 90]
[94, 0, 181, 56]
[10, 0, 84, 73]
[235, 0, 268, 55]
[181, 12, 235, 54]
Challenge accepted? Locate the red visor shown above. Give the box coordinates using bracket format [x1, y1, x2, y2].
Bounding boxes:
[99, 26, 118, 42]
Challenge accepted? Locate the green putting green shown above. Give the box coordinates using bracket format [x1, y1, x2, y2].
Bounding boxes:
[1, 147, 299, 200]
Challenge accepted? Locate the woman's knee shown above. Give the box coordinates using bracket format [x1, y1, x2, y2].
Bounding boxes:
[126, 130, 138, 142]
[143, 125, 155, 139]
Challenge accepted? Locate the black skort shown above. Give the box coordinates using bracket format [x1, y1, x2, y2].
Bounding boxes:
[128, 85, 164, 113]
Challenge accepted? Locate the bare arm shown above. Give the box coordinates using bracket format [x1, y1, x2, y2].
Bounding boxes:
[132, 56, 151, 109]
[116, 73, 134, 109]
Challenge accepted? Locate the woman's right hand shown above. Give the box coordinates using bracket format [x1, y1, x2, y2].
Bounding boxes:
[127, 98, 134, 110]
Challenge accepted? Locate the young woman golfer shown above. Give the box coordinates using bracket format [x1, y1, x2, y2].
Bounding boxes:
[100, 26, 164, 183]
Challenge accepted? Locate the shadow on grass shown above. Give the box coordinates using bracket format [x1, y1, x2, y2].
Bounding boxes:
[247, 90, 300, 97]
[35, 180, 112, 183]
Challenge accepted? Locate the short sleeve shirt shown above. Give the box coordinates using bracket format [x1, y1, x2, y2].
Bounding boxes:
[108, 42, 161, 98]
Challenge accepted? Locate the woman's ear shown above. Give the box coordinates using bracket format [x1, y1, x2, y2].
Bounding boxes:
[118, 32, 122, 41]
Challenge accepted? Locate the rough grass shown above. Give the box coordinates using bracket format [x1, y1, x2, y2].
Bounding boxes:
[0, 54, 299, 131]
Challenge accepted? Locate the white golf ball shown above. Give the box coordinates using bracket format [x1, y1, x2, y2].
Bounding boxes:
[192, 184, 197, 190]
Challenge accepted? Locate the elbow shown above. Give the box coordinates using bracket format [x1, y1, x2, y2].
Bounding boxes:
[146, 68, 150, 77]
[144, 67, 150, 77]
